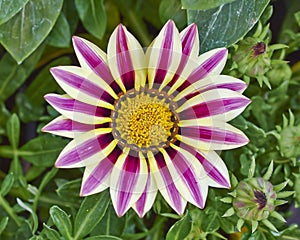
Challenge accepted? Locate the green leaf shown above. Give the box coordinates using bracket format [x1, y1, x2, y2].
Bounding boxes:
[0, 103, 10, 135]
[166, 211, 192, 240]
[91, 205, 126, 236]
[56, 178, 81, 204]
[42, 224, 61, 240]
[0, 217, 8, 235]
[187, 0, 270, 53]
[63, 0, 79, 34]
[6, 114, 20, 149]
[0, 172, 14, 196]
[74, 191, 110, 239]
[75, 0, 106, 39]
[201, 212, 220, 232]
[50, 206, 72, 240]
[14, 221, 33, 240]
[0, 46, 44, 102]
[159, 0, 187, 30]
[17, 198, 39, 234]
[19, 135, 68, 167]
[0, 0, 29, 25]
[182, 0, 236, 10]
[84, 236, 123, 240]
[47, 13, 71, 48]
[0, 0, 63, 63]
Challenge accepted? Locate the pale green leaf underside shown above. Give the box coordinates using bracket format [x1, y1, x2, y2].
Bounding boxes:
[0, 0, 29, 25]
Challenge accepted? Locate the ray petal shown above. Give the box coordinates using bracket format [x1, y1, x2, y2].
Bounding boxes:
[148, 151, 187, 215]
[107, 24, 146, 92]
[147, 20, 182, 91]
[110, 149, 148, 217]
[55, 129, 118, 168]
[45, 94, 112, 125]
[50, 66, 118, 108]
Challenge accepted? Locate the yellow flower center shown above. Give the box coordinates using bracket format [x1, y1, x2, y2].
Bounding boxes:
[111, 89, 178, 150]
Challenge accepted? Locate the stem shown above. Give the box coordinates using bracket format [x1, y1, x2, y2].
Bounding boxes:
[0, 194, 21, 226]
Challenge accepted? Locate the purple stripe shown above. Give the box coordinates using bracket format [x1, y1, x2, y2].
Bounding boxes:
[179, 98, 250, 120]
[45, 95, 111, 118]
[81, 146, 122, 195]
[154, 152, 183, 212]
[51, 68, 115, 104]
[176, 49, 227, 93]
[180, 126, 248, 145]
[154, 21, 174, 85]
[73, 37, 115, 85]
[43, 118, 96, 132]
[135, 172, 151, 216]
[165, 147, 203, 207]
[116, 151, 141, 216]
[195, 152, 230, 188]
[116, 26, 135, 90]
[56, 133, 114, 167]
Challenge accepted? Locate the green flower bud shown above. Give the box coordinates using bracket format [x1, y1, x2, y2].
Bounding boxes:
[233, 177, 276, 221]
[267, 62, 292, 86]
[279, 125, 300, 158]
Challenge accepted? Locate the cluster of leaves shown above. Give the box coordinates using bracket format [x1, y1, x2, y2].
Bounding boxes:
[0, 0, 300, 239]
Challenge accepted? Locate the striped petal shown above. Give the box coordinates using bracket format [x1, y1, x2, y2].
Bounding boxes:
[178, 143, 230, 188]
[161, 145, 208, 208]
[133, 171, 157, 218]
[42, 116, 102, 138]
[50, 66, 118, 108]
[176, 89, 251, 122]
[55, 129, 118, 168]
[45, 94, 112, 125]
[147, 20, 182, 91]
[107, 24, 146, 92]
[80, 145, 123, 196]
[178, 122, 249, 150]
[148, 151, 187, 215]
[173, 48, 228, 95]
[167, 24, 201, 94]
[110, 149, 148, 217]
[174, 75, 247, 102]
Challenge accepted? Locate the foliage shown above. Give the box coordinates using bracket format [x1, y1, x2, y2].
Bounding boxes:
[0, 0, 300, 239]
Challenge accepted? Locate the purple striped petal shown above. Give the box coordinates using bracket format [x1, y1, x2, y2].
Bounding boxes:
[110, 150, 148, 217]
[45, 94, 111, 124]
[80, 145, 123, 196]
[50, 67, 117, 106]
[55, 130, 116, 168]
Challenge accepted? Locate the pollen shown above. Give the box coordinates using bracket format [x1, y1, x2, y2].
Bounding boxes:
[112, 89, 177, 149]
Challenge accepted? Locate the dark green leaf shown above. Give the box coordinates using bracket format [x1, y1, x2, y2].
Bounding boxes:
[0, 46, 44, 102]
[75, 0, 106, 39]
[166, 211, 192, 240]
[74, 191, 110, 239]
[63, 0, 79, 34]
[0, 172, 14, 196]
[6, 114, 20, 149]
[14, 221, 32, 240]
[0, 217, 8, 235]
[84, 236, 123, 240]
[182, 0, 236, 10]
[159, 0, 187, 30]
[42, 224, 61, 240]
[201, 212, 220, 232]
[0, 0, 29, 25]
[50, 206, 72, 239]
[47, 13, 71, 48]
[91, 205, 126, 236]
[187, 0, 270, 53]
[56, 178, 81, 204]
[19, 135, 68, 167]
[0, 0, 63, 63]
[0, 103, 10, 135]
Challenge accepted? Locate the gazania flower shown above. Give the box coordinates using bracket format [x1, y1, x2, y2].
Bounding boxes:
[43, 20, 250, 217]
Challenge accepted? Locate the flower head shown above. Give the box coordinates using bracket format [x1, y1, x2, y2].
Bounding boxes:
[43, 20, 250, 217]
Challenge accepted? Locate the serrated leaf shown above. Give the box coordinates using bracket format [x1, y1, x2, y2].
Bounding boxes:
[19, 135, 68, 167]
[47, 13, 71, 48]
[0, 172, 14, 196]
[0, 0, 29, 25]
[0, 0, 63, 63]
[187, 0, 270, 53]
[50, 206, 72, 239]
[6, 114, 20, 149]
[182, 0, 236, 10]
[0, 46, 44, 102]
[166, 211, 192, 240]
[74, 191, 110, 239]
[75, 0, 106, 39]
